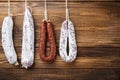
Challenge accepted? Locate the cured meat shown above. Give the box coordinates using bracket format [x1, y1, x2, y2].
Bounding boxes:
[21, 8, 34, 69]
[59, 20, 77, 62]
[39, 20, 56, 62]
[2, 16, 18, 65]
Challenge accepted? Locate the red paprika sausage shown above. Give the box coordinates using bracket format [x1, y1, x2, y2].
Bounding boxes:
[39, 20, 56, 62]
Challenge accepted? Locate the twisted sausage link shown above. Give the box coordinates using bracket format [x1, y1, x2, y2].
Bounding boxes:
[59, 20, 77, 62]
[39, 20, 56, 62]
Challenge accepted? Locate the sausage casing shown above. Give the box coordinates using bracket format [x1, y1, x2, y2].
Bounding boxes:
[2, 16, 18, 65]
[21, 8, 34, 69]
[39, 20, 56, 62]
[59, 20, 77, 62]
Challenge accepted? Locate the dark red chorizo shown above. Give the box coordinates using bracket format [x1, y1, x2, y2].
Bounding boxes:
[39, 20, 56, 62]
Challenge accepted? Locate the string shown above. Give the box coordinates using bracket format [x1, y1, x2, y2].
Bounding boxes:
[8, 0, 10, 16]
[25, 0, 27, 9]
[66, 0, 69, 21]
[44, 0, 48, 20]
[25, 0, 33, 13]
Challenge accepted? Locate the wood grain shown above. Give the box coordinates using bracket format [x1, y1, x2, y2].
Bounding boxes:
[0, 1, 120, 80]
[0, 0, 120, 2]
[0, 2, 120, 47]
[0, 68, 120, 80]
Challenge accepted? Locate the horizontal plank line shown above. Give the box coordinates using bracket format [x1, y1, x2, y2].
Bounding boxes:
[0, 1, 120, 2]
[0, 56, 120, 69]
[0, 68, 119, 80]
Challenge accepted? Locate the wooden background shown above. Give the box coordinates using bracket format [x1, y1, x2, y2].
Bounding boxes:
[0, 0, 120, 80]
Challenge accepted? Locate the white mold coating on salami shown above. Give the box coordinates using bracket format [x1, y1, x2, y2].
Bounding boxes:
[59, 20, 77, 62]
[21, 8, 34, 69]
[1, 16, 18, 65]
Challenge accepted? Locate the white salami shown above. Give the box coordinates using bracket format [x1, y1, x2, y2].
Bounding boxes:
[59, 0, 77, 62]
[59, 20, 77, 62]
[2, 16, 19, 65]
[21, 8, 34, 69]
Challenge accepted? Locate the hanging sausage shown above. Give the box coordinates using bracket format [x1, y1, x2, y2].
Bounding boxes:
[39, 0, 56, 62]
[59, 0, 77, 62]
[21, 0, 34, 69]
[1, 0, 19, 65]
